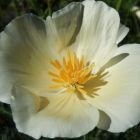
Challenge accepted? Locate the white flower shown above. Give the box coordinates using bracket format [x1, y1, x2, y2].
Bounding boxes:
[0, 0, 140, 139]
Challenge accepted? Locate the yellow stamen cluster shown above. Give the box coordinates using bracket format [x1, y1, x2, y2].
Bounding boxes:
[48, 49, 95, 94]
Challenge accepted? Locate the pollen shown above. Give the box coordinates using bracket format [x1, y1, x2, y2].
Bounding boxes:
[48, 49, 96, 94]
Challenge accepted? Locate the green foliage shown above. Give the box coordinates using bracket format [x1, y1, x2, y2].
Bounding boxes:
[0, 0, 140, 140]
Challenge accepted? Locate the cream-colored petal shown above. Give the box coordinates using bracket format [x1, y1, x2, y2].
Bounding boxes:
[0, 14, 53, 103]
[73, 0, 125, 71]
[11, 86, 99, 139]
[88, 44, 140, 132]
[46, 2, 83, 54]
[0, 73, 12, 103]
[116, 24, 129, 44]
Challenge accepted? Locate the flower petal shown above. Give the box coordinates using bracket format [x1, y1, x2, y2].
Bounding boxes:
[89, 44, 140, 132]
[74, 0, 124, 71]
[46, 2, 83, 53]
[11, 86, 99, 138]
[0, 73, 12, 103]
[116, 24, 129, 44]
[0, 14, 51, 103]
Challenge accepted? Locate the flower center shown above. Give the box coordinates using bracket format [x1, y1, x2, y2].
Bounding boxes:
[48, 49, 96, 94]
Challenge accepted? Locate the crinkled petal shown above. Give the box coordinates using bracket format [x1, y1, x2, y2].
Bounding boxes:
[0, 14, 51, 103]
[11, 86, 99, 138]
[116, 24, 129, 44]
[46, 2, 83, 54]
[73, 0, 128, 71]
[88, 44, 140, 132]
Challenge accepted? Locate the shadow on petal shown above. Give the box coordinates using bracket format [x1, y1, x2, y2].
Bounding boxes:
[75, 70, 108, 100]
[101, 53, 129, 70]
[84, 71, 109, 98]
[97, 110, 111, 130]
[76, 53, 129, 100]
[11, 86, 49, 114]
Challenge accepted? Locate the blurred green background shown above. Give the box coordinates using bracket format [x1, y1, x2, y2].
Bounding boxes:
[0, 0, 140, 140]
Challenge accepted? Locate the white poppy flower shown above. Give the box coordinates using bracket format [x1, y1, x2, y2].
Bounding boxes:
[0, 0, 140, 139]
